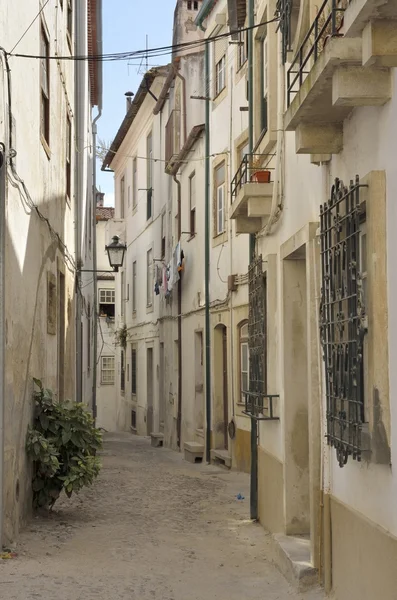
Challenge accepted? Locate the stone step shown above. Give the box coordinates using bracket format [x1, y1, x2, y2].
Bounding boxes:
[150, 432, 164, 448]
[271, 534, 318, 591]
[184, 441, 204, 464]
[210, 449, 232, 469]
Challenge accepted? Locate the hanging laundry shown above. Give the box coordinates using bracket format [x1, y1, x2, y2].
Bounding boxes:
[172, 245, 180, 286]
[162, 265, 168, 292]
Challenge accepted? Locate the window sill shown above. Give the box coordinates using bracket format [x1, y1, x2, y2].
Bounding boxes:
[101, 382, 115, 386]
[213, 86, 227, 108]
[67, 32, 73, 53]
[235, 61, 248, 84]
[41, 135, 51, 160]
[212, 230, 228, 248]
[132, 206, 138, 215]
[65, 193, 71, 209]
[146, 304, 154, 314]
[187, 233, 196, 242]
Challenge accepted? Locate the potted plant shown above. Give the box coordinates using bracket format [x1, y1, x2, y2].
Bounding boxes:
[250, 156, 271, 183]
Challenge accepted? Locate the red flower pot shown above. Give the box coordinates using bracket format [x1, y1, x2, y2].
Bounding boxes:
[251, 170, 271, 183]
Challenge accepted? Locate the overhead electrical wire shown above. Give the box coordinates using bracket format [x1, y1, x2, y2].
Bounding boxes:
[6, 18, 279, 62]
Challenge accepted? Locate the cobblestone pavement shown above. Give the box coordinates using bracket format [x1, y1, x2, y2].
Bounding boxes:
[0, 433, 325, 599]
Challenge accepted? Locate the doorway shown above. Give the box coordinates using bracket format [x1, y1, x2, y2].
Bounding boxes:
[159, 343, 165, 432]
[146, 347, 154, 436]
[283, 248, 310, 535]
[194, 331, 204, 433]
[213, 324, 228, 450]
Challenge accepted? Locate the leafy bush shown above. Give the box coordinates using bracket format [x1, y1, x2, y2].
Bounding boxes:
[26, 379, 102, 509]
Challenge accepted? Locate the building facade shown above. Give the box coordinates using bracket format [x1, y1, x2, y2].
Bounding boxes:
[0, 0, 101, 544]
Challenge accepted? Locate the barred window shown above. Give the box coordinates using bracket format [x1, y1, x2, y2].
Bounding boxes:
[101, 356, 115, 385]
[320, 176, 367, 467]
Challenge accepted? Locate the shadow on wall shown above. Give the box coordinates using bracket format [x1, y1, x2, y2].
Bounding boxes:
[3, 192, 76, 544]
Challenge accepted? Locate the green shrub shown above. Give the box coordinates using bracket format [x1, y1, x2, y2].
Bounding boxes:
[26, 378, 102, 509]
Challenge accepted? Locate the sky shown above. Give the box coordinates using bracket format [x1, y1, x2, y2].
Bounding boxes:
[97, 0, 178, 206]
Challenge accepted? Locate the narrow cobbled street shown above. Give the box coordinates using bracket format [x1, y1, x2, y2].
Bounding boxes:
[0, 435, 324, 599]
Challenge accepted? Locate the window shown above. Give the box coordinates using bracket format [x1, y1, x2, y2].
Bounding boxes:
[120, 350, 125, 392]
[147, 249, 153, 307]
[194, 0, 198, 8]
[215, 162, 225, 235]
[238, 29, 248, 69]
[260, 35, 268, 133]
[320, 176, 367, 466]
[147, 132, 153, 220]
[132, 261, 137, 313]
[67, 0, 73, 45]
[215, 55, 226, 96]
[161, 214, 166, 258]
[101, 356, 115, 385]
[66, 114, 71, 199]
[131, 347, 137, 395]
[121, 271, 125, 317]
[133, 157, 137, 209]
[239, 322, 249, 403]
[120, 176, 125, 218]
[189, 172, 196, 236]
[40, 25, 50, 146]
[127, 185, 131, 209]
[98, 288, 115, 318]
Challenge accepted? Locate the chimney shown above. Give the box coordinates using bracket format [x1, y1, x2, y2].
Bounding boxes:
[125, 91, 134, 113]
[96, 191, 105, 207]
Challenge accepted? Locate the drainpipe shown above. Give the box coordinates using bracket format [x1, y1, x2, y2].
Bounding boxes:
[248, 0, 255, 263]
[196, 2, 212, 464]
[204, 39, 211, 463]
[0, 143, 6, 547]
[174, 174, 182, 448]
[92, 109, 102, 422]
[74, 2, 83, 403]
[247, 0, 258, 522]
[92, 0, 103, 423]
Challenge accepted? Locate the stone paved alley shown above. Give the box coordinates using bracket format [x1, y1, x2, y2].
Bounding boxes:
[0, 434, 324, 600]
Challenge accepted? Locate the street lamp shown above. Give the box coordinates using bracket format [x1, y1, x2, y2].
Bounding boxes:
[105, 235, 127, 272]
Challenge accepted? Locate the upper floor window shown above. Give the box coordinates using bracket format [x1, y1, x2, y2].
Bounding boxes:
[239, 322, 249, 403]
[260, 35, 268, 134]
[66, 114, 71, 199]
[215, 55, 226, 96]
[215, 162, 225, 235]
[132, 157, 138, 209]
[147, 132, 153, 220]
[147, 249, 153, 307]
[40, 25, 50, 146]
[132, 261, 137, 313]
[67, 0, 73, 47]
[238, 29, 248, 70]
[98, 288, 115, 318]
[187, 0, 199, 9]
[120, 176, 125, 218]
[101, 356, 115, 385]
[189, 172, 196, 236]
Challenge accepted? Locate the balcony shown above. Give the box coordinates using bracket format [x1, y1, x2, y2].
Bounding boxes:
[230, 154, 274, 234]
[284, 0, 395, 156]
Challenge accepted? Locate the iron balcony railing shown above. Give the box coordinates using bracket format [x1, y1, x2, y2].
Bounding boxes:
[242, 391, 279, 421]
[231, 153, 275, 203]
[287, 0, 346, 106]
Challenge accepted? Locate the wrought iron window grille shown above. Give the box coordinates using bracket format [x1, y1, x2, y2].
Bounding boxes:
[320, 175, 368, 467]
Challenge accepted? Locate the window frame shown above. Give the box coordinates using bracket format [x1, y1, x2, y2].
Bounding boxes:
[66, 113, 71, 200]
[120, 176, 125, 219]
[132, 157, 138, 210]
[120, 349, 125, 393]
[101, 356, 115, 385]
[215, 162, 226, 236]
[161, 213, 166, 259]
[239, 321, 249, 404]
[189, 172, 196, 237]
[260, 35, 268, 135]
[147, 132, 153, 220]
[132, 261, 137, 313]
[237, 29, 248, 70]
[99, 289, 115, 304]
[146, 249, 153, 307]
[120, 271, 125, 318]
[215, 55, 226, 96]
[131, 346, 137, 395]
[67, 0, 73, 49]
[40, 24, 50, 148]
